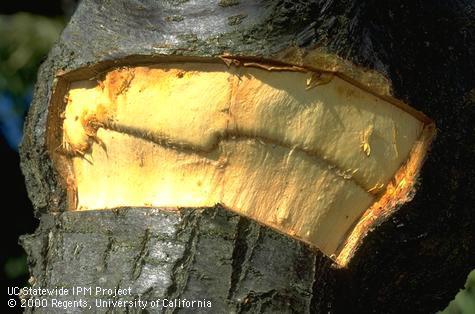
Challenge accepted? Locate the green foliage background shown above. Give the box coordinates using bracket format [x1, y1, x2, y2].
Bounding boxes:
[0, 13, 63, 101]
[441, 270, 475, 314]
[0, 13, 64, 284]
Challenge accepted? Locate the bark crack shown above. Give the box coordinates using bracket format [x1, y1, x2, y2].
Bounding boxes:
[102, 235, 115, 271]
[163, 211, 200, 313]
[238, 289, 278, 314]
[41, 230, 55, 284]
[228, 217, 251, 300]
[132, 229, 150, 280]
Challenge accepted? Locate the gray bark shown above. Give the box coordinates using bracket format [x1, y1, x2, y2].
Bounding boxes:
[20, 0, 475, 313]
[21, 207, 320, 313]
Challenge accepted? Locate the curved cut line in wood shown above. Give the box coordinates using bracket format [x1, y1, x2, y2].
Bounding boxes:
[47, 56, 435, 266]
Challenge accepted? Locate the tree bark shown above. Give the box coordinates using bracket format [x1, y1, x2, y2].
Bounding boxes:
[20, 0, 474, 313]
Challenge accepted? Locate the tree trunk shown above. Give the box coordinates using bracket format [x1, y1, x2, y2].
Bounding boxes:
[19, 0, 474, 313]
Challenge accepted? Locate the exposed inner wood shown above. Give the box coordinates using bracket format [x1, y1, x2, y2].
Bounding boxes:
[54, 60, 434, 263]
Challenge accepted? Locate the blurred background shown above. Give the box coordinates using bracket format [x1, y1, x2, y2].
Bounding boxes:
[0, 0, 77, 309]
[0, 1, 472, 313]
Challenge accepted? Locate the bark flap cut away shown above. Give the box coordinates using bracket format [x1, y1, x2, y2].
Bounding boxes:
[48, 57, 435, 266]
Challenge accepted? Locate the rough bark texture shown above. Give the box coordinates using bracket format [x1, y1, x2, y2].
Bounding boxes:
[21, 207, 320, 313]
[20, 0, 474, 313]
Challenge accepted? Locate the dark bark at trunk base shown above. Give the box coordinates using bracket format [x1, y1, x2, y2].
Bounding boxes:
[21, 207, 324, 313]
[20, 0, 475, 313]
